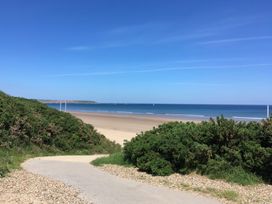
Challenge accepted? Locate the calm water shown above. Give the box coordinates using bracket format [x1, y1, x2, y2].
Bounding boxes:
[47, 103, 271, 121]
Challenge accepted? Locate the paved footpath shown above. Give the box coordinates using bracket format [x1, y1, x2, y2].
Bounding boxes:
[22, 155, 221, 204]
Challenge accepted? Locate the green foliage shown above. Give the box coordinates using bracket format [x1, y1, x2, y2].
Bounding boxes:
[124, 116, 272, 184]
[204, 159, 262, 185]
[0, 91, 121, 176]
[91, 152, 132, 167]
[136, 152, 173, 176]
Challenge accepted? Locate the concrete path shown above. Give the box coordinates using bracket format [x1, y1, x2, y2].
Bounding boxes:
[22, 155, 221, 204]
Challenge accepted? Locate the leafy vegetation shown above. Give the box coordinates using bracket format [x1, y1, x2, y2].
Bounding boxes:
[0, 91, 121, 176]
[123, 117, 272, 185]
[91, 152, 132, 167]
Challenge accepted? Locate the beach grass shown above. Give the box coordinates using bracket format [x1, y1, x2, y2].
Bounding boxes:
[178, 184, 239, 202]
[91, 152, 133, 167]
[0, 148, 53, 177]
[202, 188, 239, 202]
[206, 166, 263, 186]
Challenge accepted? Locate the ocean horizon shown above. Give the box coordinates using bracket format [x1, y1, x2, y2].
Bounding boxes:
[47, 103, 271, 121]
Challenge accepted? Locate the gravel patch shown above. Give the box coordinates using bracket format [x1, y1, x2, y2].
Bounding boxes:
[99, 165, 272, 204]
[0, 170, 90, 204]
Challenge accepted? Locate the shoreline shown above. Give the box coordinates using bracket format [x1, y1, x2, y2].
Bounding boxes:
[69, 111, 205, 122]
[65, 109, 266, 121]
[46, 103, 269, 121]
[70, 111, 201, 145]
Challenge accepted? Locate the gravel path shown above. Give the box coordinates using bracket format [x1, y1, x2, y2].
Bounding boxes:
[0, 170, 89, 204]
[22, 155, 221, 204]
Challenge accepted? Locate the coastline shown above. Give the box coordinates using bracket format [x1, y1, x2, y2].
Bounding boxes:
[70, 111, 202, 145]
[47, 103, 270, 121]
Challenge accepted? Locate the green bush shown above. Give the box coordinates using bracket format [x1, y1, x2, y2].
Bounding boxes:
[203, 159, 262, 185]
[136, 152, 173, 176]
[0, 91, 121, 176]
[124, 117, 272, 184]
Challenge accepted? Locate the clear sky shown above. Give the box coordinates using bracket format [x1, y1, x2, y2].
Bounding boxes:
[1, 0, 272, 104]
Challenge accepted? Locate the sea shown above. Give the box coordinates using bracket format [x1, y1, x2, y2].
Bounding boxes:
[47, 103, 271, 121]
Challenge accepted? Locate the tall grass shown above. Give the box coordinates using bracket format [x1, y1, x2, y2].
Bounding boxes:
[91, 152, 133, 167]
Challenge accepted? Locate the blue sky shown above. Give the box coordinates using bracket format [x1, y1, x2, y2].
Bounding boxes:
[0, 0, 272, 104]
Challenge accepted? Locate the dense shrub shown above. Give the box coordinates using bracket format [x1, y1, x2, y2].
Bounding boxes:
[124, 117, 272, 184]
[0, 91, 121, 176]
[136, 152, 173, 176]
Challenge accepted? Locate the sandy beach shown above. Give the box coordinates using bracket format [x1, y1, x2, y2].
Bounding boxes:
[71, 111, 196, 145]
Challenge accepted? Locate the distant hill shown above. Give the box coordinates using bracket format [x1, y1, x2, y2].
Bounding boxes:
[39, 99, 96, 104]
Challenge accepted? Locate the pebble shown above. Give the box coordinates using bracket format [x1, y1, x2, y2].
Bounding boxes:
[99, 165, 272, 204]
[0, 170, 90, 204]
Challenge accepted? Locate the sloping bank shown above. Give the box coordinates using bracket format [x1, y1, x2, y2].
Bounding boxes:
[0, 91, 120, 203]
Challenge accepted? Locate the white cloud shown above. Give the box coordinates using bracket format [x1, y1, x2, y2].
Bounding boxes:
[199, 36, 272, 45]
[47, 63, 272, 78]
[66, 17, 269, 50]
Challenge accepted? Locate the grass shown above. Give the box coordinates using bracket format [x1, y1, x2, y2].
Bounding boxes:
[178, 185, 239, 202]
[207, 166, 263, 186]
[205, 188, 239, 202]
[0, 148, 52, 177]
[91, 152, 133, 167]
[178, 184, 239, 202]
